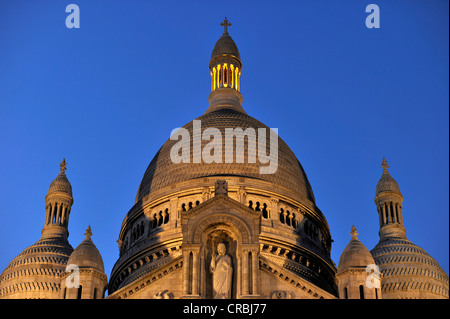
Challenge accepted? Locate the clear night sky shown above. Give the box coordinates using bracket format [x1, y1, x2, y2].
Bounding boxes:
[0, 0, 448, 286]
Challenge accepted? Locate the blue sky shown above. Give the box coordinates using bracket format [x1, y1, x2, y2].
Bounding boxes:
[0, 0, 448, 286]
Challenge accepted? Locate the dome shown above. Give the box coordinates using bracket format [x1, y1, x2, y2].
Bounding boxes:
[0, 237, 73, 298]
[47, 173, 72, 197]
[211, 31, 240, 60]
[337, 226, 375, 274]
[46, 159, 72, 198]
[375, 158, 401, 197]
[376, 172, 401, 197]
[135, 108, 316, 207]
[67, 226, 105, 273]
[371, 237, 449, 298]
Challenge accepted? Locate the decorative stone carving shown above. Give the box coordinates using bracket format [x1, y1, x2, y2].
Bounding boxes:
[237, 186, 247, 204]
[271, 290, 293, 299]
[215, 180, 228, 196]
[154, 290, 173, 299]
[202, 186, 212, 201]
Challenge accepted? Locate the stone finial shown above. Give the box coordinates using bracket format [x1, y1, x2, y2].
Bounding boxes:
[350, 225, 358, 239]
[84, 225, 93, 240]
[60, 158, 67, 174]
[215, 180, 228, 196]
[381, 158, 389, 173]
[220, 17, 231, 34]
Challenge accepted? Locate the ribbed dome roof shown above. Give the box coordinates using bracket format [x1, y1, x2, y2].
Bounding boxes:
[0, 237, 73, 298]
[135, 108, 316, 206]
[375, 158, 401, 197]
[47, 173, 72, 197]
[376, 172, 401, 197]
[371, 237, 449, 298]
[67, 227, 105, 273]
[338, 226, 375, 273]
[211, 31, 240, 60]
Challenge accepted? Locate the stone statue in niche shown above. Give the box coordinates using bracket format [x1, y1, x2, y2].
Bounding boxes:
[210, 242, 233, 299]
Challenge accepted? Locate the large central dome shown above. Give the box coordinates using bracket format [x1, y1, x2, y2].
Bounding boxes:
[108, 19, 337, 298]
[135, 108, 316, 207]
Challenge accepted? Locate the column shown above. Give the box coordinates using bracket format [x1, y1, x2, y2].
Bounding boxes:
[45, 205, 51, 225]
[270, 198, 279, 223]
[242, 250, 249, 295]
[398, 205, 403, 224]
[251, 249, 259, 295]
[377, 206, 383, 226]
[61, 206, 67, 225]
[182, 251, 190, 295]
[192, 250, 199, 295]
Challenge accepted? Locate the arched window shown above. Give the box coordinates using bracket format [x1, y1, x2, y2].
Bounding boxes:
[390, 202, 395, 223]
[395, 204, 400, 224]
[158, 211, 163, 226]
[359, 285, 365, 299]
[344, 287, 348, 299]
[279, 208, 285, 223]
[53, 204, 58, 224]
[384, 203, 390, 224]
[77, 285, 83, 299]
[223, 64, 228, 87]
[262, 203, 268, 219]
[164, 208, 170, 224]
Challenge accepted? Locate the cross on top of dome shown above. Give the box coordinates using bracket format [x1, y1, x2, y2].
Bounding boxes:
[220, 17, 231, 34]
[60, 158, 67, 174]
[350, 225, 359, 239]
[85, 225, 93, 240]
[381, 158, 389, 173]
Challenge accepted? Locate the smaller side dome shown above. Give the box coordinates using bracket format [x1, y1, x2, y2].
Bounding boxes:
[375, 158, 401, 197]
[338, 226, 376, 273]
[67, 226, 105, 273]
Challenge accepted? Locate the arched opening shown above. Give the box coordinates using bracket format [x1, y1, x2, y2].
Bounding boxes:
[77, 285, 83, 299]
[390, 202, 395, 223]
[279, 208, 285, 223]
[262, 203, 268, 219]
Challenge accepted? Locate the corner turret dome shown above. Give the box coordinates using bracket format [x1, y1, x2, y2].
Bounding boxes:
[337, 226, 375, 273]
[67, 226, 105, 273]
